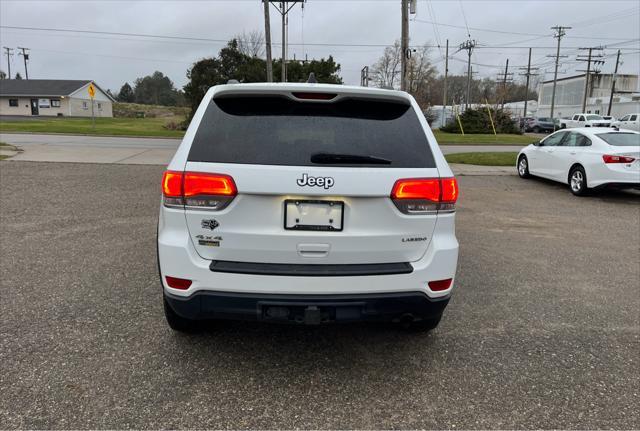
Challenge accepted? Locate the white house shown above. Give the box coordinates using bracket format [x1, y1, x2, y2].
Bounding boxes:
[0, 79, 114, 117]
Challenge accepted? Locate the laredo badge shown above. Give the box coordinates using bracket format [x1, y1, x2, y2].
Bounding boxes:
[201, 219, 219, 230]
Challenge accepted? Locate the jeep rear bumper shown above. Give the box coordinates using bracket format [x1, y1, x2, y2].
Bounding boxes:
[164, 291, 450, 324]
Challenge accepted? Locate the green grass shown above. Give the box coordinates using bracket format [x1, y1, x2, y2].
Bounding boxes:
[445, 152, 519, 166]
[0, 117, 185, 138]
[433, 130, 537, 145]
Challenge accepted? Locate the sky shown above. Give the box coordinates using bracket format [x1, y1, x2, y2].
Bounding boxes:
[0, 0, 639, 94]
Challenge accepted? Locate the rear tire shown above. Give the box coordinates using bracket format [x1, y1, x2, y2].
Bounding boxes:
[569, 166, 589, 196]
[164, 297, 198, 332]
[518, 155, 531, 178]
[532, 126, 541, 133]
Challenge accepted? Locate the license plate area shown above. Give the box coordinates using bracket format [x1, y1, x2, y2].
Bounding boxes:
[284, 199, 344, 231]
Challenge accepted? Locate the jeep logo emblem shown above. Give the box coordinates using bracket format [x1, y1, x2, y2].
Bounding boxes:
[296, 173, 334, 189]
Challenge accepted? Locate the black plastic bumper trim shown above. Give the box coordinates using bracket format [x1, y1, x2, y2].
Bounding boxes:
[209, 260, 413, 277]
[165, 290, 450, 323]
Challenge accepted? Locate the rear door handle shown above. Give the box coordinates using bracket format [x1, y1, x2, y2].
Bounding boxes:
[570, 151, 577, 155]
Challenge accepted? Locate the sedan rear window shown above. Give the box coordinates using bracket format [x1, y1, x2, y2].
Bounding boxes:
[597, 133, 640, 146]
[188, 96, 435, 168]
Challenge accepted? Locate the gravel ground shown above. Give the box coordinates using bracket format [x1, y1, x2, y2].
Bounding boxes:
[1, 161, 638, 429]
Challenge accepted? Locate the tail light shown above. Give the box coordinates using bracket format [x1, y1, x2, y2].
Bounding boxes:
[602, 154, 635, 164]
[162, 171, 237, 210]
[428, 278, 453, 291]
[165, 276, 192, 290]
[391, 178, 459, 214]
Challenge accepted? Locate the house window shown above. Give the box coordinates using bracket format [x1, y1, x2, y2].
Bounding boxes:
[9, 99, 18, 107]
[97, 103, 102, 110]
[51, 99, 61, 108]
[82, 101, 88, 110]
[39, 98, 51, 108]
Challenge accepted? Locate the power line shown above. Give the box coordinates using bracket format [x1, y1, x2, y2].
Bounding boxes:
[2, 25, 639, 51]
[458, 0, 471, 38]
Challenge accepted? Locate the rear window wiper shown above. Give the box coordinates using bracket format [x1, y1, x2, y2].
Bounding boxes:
[310, 152, 392, 165]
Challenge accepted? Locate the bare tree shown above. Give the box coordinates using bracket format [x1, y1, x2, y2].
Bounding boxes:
[371, 40, 437, 107]
[371, 40, 402, 89]
[406, 44, 437, 106]
[235, 30, 266, 58]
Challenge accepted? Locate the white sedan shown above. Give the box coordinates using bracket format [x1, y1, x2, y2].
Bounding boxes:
[517, 128, 640, 196]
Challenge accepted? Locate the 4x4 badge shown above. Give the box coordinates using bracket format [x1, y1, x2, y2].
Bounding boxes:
[296, 173, 335, 189]
[201, 219, 219, 230]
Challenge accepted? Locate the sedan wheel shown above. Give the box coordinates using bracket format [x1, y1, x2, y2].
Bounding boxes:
[518, 156, 530, 178]
[569, 167, 589, 196]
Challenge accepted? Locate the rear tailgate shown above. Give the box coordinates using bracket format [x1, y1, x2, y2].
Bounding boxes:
[179, 89, 444, 265]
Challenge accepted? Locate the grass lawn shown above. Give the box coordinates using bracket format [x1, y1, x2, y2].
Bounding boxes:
[445, 152, 519, 166]
[0, 117, 185, 138]
[0, 142, 11, 160]
[433, 130, 537, 145]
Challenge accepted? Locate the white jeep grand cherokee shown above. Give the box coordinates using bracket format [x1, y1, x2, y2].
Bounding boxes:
[158, 83, 459, 331]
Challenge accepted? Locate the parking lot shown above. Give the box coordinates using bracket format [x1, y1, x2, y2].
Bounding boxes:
[1, 161, 638, 429]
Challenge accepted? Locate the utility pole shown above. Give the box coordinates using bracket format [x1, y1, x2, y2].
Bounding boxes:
[457, 39, 477, 110]
[400, 0, 409, 91]
[17, 47, 29, 79]
[442, 39, 449, 127]
[263, 1, 273, 82]
[270, 1, 304, 83]
[548, 25, 571, 123]
[607, 49, 621, 116]
[519, 47, 539, 119]
[496, 59, 514, 110]
[577, 46, 605, 112]
[360, 66, 369, 87]
[501, 59, 509, 109]
[3, 47, 13, 79]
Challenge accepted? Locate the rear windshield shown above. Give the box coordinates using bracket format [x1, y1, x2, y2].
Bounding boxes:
[597, 133, 640, 146]
[188, 96, 435, 168]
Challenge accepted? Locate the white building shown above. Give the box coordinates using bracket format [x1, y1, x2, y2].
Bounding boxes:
[0, 79, 114, 117]
[536, 73, 639, 118]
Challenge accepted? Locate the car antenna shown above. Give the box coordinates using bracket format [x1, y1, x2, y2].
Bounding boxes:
[307, 73, 317, 84]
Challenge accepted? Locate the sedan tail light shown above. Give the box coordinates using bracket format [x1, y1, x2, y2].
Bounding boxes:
[162, 171, 237, 210]
[391, 178, 459, 214]
[602, 154, 636, 164]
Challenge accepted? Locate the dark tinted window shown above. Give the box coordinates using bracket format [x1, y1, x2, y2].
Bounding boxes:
[597, 133, 640, 147]
[188, 96, 435, 168]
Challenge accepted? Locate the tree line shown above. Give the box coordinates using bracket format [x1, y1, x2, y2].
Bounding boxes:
[109, 32, 536, 119]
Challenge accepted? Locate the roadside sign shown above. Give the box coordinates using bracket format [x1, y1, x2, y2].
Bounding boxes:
[88, 83, 95, 99]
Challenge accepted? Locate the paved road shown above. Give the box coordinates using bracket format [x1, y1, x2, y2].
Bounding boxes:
[1, 161, 638, 429]
[0, 133, 524, 165]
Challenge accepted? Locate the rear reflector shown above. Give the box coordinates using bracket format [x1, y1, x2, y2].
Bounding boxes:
[391, 178, 459, 214]
[165, 276, 192, 290]
[602, 154, 635, 163]
[428, 278, 453, 291]
[162, 171, 237, 209]
[291, 92, 337, 100]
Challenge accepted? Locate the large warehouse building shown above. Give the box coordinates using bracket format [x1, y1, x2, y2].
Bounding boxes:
[0, 79, 114, 117]
[536, 73, 639, 118]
